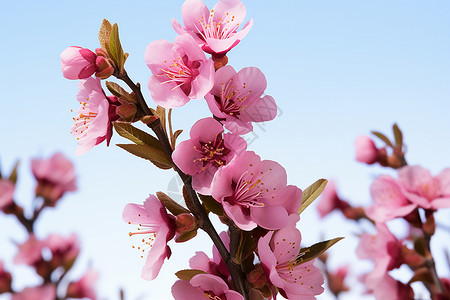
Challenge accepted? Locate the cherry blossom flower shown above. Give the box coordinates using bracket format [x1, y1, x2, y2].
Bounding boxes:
[0, 180, 14, 212]
[397, 165, 450, 210]
[316, 180, 347, 218]
[71, 77, 119, 155]
[257, 215, 324, 299]
[145, 34, 214, 108]
[122, 195, 176, 280]
[61, 46, 97, 80]
[67, 270, 98, 300]
[363, 273, 413, 300]
[12, 285, 56, 300]
[172, 273, 244, 300]
[172, 117, 246, 194]
[355, 135, 379, 164]
[326, 265, 349, 297]
[13, 235, 45, 267]
[206, 66, 277, 135]
[365, 175, 417, 223]
[45, 233, 80, 270]
[31, 152, 77, 205]
[172, 0, 253, 56]
[211, 151, 302, 230]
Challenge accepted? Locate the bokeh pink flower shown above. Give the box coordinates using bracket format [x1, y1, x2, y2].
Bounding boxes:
[67, 270, 98, 300]
[206, 66, 277, 135]
[0, 180, 15, 212]
[145, 34, 214, 108]
[172, 0, 253, 56]
[355, 135, 379, 164]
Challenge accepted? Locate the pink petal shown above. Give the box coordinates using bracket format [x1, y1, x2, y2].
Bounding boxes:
[190, 117, 224, 142]
[436, 168, 450, 195]
[205, 94, 229, 119]
[172, 279, 205, 299]
[222, 202, 256, 230]
[141, 226, 171, 280]
[172, 140, 204, 175]
[276, 185, 302, 215]
[180, 0, 210, 32]
[175, 34, 208, 64]
[190, 274, 229, 295]
[189, 251, 212, 272]
[398, 166, 433, 194]
[210, 65, 237, 96]
[271, 226, 302, 265]
[250, 205, 288, 230]
[189, 59, 214, 100]
[240, 95, 277, 123]
[147, 75, 190, 108]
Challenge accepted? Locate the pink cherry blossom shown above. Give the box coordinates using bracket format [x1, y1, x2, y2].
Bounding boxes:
[365, 175, 417, 223]
[145, 34, 214, 108]
[172, 117, 246, 194]
[316, 180, 348, 218]
[71, 77, 119, 155]
[61, 46, 97, 80]
[327, 265, 349, 296]
[31, 152, 77, 205]
[363, 273, 412, 300]
[13, 235, 45, 266]
[355, 135, 379, 164]
[398, 165, 450, 210]
[0, 180, 14, 211]
[172, 273, 244, 300]
[257, 215, 324, 299]
[172, 0, 253, 56]
[45, 233, 80, 269]
[356, 223, 404, 282]
[211, 151, 302, 230]
[12, 284, 56, 300]
[67, 270, 98, 300]
[122, 195, 176, 281]
[206, 66, 277, 135]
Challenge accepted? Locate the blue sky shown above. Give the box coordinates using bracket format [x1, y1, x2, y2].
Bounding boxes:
[1, 1, 450, 299]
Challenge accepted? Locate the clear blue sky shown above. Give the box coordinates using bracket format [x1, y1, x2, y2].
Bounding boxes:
[1, 1, 449, 299]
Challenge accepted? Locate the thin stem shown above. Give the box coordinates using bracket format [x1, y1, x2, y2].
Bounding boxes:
[116, 72, 249, 299]
[423, 231, 444, 293]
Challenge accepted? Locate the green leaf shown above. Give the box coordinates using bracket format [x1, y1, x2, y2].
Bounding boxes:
[109, 23, 125, 71]
[8, 161, 19, 184]
[156, 191, 190, 216]
[236, 231, 256, 263]
[371, 131, 393, 147]
[113, 122, 164, 151]
[105, 82, 137, 104]
[392, 123, 403, 148]
[175, 269, 207, 281]
[198, 194, 224, 216]
[98, 19, 112, 55]
[296, 237, 344, 265]
[298, 179, 327, 215]
[116, 144, 172, 169]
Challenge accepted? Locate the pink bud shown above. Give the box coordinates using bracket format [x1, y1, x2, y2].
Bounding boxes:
[116, 102, 137, 122]
[61, 46, 97, 80]
[95, 56, 114, 79]
[355, 135, 379, 164]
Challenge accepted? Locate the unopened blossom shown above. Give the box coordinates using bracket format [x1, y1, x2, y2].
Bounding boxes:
[12, 285, 56, 300]
[365, 175, 418, 223]
[45, 233, 80, 270]
[61, 46, 97, 80]
[355, 135, 379, 164]
[145, 34, 214, 108]
[172, 117, 246, 194]
[211, 151, 302, 230]
[31, 152, 77, 205]
[206, 66, 277, 135]
[71, 77, 119, 155]
[172, 273, 244, 300]
[172, 0, 253, 56]
[327, 265, 349, 297]
[67, 270, 98, 300]
[122, 195, 176, 280]
[0, 180, 14, 212]
[398, 165, 450, 210]
[257, 215, 324, 299]
[356, 223, 404, 282]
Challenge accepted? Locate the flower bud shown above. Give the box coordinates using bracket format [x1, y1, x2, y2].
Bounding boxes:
[247, 264, 268, 289]
[95, 56, 114, 79]
[116, 102, 137, 122]
[61, 46, 97, 80]
[174, 213, 198, 243]
[355, 135, 378, 164]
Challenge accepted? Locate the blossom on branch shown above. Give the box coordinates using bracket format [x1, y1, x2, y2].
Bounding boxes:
[71, 78, 119, 155]
[61, 46, 97, 80]
[172, 0, 253, 57]
[145, 34, 214, 108]
[206, 66, 277, 135]
[122, 195, 176, 281]
[172, 117, 246, 194]
[0, 180, 15, 212]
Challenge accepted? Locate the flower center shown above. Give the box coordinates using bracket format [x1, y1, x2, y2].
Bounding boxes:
[225, 169, 268, 209]
[71, 102, 98, 140]
[158, 55, 194, 94]
[216, 79, 252, 118]
[196, 10, 240, 41]
[204, 292, 224, 300]
[193, 134, 231, 169]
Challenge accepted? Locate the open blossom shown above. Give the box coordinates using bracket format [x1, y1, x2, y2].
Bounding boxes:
[31, 152, 77, 205]
[355, 135, 379, 164]
[172, 117, 246, 194]
[206, 66, 277, 135]
[0, 180, 14, 212]
[172, 0, 253, 56]
[71, 77, 119, 155]
[397, 165, 450, 210]
[257, 215, 324, 299]
[316, 180, 348, 218]
[12, 285, 57, 300]
[67, 270, 98, 300]
[122, 195, 176, 281]
[61, 46, 97, 80]
[45, 233, 80, 269]
[145, 34, 214, 108]
[365, 175, 418, 223]
[211, 151, 302, 230]
[14, 235, 45, 267]
[362, 273, 413, 300]
[172, 273, 244, 300]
